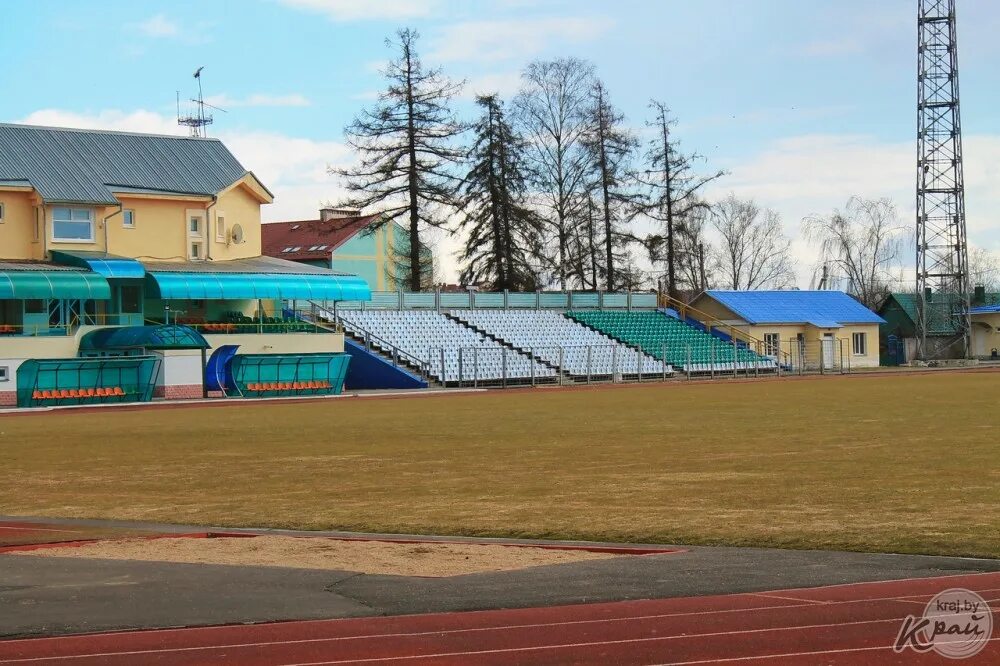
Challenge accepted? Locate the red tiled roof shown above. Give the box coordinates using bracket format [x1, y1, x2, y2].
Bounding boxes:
[261, 214, 381, 261]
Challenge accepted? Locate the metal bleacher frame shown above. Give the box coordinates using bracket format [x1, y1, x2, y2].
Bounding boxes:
[330, 290, 658, 312]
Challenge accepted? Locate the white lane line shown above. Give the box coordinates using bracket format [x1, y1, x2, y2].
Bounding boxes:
[8, 605, 998, 664]
[6, 570, 998, 646]
[746, 593, 828, 605]
[276, 619, 1000, 666]
[0, 527, 79, 533]
[0, 616, 907, 665]
[3, 580, 999, 662]
[648, 637, 1000, 665]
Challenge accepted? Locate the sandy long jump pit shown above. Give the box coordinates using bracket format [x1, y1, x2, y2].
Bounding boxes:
[9, 534, 658, 577]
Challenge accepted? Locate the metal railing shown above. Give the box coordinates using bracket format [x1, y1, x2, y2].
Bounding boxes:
[0, 313, 137, 337]
[317, 290, 659, 312]
[297, 301, 434, 382]
[659, 293, 794, 369]
[424, 343, 651, 387]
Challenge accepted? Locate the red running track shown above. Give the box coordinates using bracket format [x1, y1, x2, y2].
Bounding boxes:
[1, 572, 998, 665]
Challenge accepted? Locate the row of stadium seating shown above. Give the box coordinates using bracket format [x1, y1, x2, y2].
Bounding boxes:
[31, 387, 126, 400]
[337, 308, 773, 380]
[566, 310, 775, 371]
[449, 310, 664, 376]
[244, 380, 331, 392]
[338, 310, 557, 383]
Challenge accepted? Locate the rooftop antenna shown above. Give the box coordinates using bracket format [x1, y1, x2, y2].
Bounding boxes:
[177, 66, 223, 137]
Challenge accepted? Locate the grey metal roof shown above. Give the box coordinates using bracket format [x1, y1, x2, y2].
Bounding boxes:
[140, 255, 356, 276]
[0, 123, 253, 204]
[0, 260, 85, 272]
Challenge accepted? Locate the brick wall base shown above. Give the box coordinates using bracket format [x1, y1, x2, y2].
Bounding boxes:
[155, 385, 204, 400]
[0, 391, 15, 407]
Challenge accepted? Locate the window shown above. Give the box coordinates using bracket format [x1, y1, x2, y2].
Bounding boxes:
[852, 332, 867, 356]
[0, 202, 5, 222]
[120, 286, 141, 313]
[189, 216, 202, 235]
[0, 366, 8, 382]
[763, 333, 780, 356]
[52, 207, 94, 242]
[216, 214, 226, 242]
[24, 299, 46, 314]
[190, 242, 203, 260]
[122, 209, 135, 228]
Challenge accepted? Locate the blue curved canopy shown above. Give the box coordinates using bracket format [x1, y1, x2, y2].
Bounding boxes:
[145, 271, 371, 301]
[80, 325, 210, 351]
[51, 250, 146, 279]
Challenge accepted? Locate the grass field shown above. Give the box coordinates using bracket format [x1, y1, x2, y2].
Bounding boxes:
[1, 371, 998, 558]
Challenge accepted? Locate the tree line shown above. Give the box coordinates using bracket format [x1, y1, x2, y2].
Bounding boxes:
[335, 29, 995, 307]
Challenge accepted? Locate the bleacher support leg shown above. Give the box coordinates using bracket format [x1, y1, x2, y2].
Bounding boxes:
[559, 347, 565, 386]
[530, 347, 535, 387]
[502, 347, 507, 389]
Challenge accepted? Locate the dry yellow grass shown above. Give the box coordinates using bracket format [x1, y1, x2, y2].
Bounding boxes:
[0, 372, 997, 557]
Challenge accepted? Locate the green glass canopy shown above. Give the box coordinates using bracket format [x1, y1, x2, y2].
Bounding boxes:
[0, 271, 110, 300]
[144, 271, 371, 301]
[79, 325, 210, 351]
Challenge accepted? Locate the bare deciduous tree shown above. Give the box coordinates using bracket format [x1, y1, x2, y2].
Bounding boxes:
[635, 101, 724, 300]
[803, 197, 905, 308]
[712, 194, 795, 291]
[334, 29, 465, 291]
[968, 246, 1000, 293]
[513, 57, 595, 289]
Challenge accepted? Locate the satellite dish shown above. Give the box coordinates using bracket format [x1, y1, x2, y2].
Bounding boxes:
[230, 223, 245, 245]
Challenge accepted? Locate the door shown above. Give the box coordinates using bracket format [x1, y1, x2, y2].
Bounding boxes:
[822, 333, 835, 370]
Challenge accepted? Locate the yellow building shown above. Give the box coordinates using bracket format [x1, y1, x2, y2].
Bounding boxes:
[0, 123, 369, 406]
[689, 290, 885, 370]
[970, 304, 1000, 360]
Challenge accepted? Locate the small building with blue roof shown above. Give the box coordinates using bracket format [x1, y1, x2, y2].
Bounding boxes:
[690, 290, 885, 369]
[969, 302, 1000, 359]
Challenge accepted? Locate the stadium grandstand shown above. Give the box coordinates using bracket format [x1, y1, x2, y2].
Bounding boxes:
[297, 289, 812, 389]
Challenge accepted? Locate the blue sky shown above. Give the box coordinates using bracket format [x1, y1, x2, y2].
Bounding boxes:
[2, 0, 998, 283]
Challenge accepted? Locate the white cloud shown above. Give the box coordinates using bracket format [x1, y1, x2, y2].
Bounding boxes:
[277, 0, 437, 21]
[350, 90, 381, 102]
[706, 133, 1000, 285]
[429, 17, 609, 63]
[19, 109, 184, 135]
[460, 72, 523, 100]
[16, 108, 350, 225]
[203, 93, 311, 108]
[136, 13, 179, 37]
